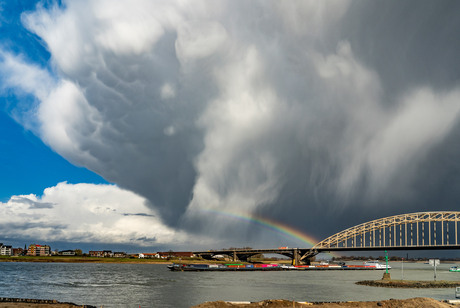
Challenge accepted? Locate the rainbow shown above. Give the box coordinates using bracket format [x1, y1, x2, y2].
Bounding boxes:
[200, 208, 320, 248]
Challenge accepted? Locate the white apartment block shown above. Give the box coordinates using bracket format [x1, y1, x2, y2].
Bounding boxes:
[0, 244, 12, 256]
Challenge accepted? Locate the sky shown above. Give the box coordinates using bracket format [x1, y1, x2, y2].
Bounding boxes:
[1, 0, 460, 254]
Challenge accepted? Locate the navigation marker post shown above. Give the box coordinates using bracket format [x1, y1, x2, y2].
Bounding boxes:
[429, 259, 440, 281]
[382, 250, 391, 280]
[401, 257, 404, 280]
[385, 251, 389, 274]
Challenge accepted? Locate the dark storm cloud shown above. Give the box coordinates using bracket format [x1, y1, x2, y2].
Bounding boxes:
[181, 1, 460, 241]
[342, 1, 460, 97]
[0, 222, 66, 231]
[122, 213, 155, 217]
[2, 1, 460, 246]
[134, 236, 157, 243]
[305, 0, 460, 237]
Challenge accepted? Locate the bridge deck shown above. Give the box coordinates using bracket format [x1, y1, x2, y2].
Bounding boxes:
[194, 248, 309, 255]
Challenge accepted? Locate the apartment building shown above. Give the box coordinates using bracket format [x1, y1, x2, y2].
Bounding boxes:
[27, 244, 51, 256]
[0, 244, 12, 256]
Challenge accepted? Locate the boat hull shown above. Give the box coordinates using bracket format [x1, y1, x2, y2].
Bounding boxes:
[167, 264, 282, 271]
[450, 267, 460, 272]
[167, 263, 392, 271]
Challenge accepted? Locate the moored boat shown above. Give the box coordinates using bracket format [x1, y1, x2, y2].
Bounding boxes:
[168, 262, 392, 271]
[167, 263, 282, 271]
[450, 266, 460, 272]
[363, 260, 391, 269]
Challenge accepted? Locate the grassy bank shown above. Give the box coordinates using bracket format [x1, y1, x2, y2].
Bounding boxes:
[357, 279, 460, 288]
[0, 255, 209, 264]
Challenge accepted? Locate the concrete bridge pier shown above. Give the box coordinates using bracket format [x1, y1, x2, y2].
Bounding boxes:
[292, 248, 299, 266]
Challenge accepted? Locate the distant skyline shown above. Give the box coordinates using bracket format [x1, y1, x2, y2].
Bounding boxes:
[1, 1, 460, 254]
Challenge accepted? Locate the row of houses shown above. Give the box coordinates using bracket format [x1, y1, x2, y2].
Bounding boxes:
[88, 251, 128, 258]
[0, 244, 28, 256]
[1, 242, 195, 259]
[87, 251, 195, 259]
[1, 243, 52, 256]
[1, 243, 85, 257]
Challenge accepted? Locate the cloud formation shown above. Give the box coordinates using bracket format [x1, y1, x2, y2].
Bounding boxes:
[1, 1, 460, 245]
[0, 182, 192, 246]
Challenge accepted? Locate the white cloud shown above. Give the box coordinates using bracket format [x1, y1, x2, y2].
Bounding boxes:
[0, 51, 55, 102]
[38, 80, 103, 165]
[175, 20, 227, 63]
[0, 182, 191, 245]
[274, 0, 350, 39]
[188, 46, 281, 216]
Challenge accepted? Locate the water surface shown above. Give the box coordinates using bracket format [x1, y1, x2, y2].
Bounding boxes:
[0, 261, 459, 307]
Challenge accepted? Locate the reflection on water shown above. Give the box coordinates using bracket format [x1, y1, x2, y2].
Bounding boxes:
[0, 262, 459, 307]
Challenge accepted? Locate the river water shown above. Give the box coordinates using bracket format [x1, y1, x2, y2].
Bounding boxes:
[0, 261, 459, 307]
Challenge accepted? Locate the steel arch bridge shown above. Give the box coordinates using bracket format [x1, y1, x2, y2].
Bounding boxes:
[194, 211, 460, 264]
[302, 211, 460, 261]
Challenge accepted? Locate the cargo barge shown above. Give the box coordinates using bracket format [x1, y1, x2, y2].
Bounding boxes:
[167, 261, 391, 271]
[167, 263, 282, 271]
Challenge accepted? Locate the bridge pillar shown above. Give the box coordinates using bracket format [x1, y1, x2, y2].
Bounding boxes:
[292, 248, 300, 266]
[232, 251, 237, 262]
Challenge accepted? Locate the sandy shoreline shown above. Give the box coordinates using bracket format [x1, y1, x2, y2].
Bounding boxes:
[0, 298, 95, 308]
[192, 298, 456, 307]
[1, 297, 456, 308]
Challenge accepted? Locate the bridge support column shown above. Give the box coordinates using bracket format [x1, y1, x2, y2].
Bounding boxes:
[292, 248, 300, 266]
[232, 251, 237, 262]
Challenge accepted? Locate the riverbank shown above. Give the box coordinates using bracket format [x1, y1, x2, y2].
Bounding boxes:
[357, 279, 460, 288]
[0, 256, 285, 265]
[1, 297, 454, 308]
[0, 298, 95, 308]
[192, 297, 455, 307]
[0, 255, 209, 264]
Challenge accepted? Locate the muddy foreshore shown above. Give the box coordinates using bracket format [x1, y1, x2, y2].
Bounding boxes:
[0, 298, 96, 308]
[356, 279, 460, 288]
[1, 297, 456, 308]
[192, 297, 456, 307]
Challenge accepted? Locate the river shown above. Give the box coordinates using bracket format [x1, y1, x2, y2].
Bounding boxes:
[0, 261, 459, 307]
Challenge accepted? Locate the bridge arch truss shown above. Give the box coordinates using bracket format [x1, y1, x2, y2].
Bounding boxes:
[306, 211, 460, 259]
